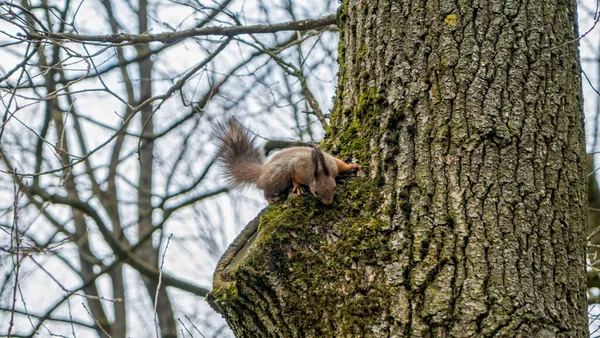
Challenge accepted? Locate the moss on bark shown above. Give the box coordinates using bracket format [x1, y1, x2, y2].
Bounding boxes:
[209, 177, 395, 336]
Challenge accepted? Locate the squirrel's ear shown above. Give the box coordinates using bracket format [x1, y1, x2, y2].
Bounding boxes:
[311, 147, 320, 178]
[311, 146, 329, 178]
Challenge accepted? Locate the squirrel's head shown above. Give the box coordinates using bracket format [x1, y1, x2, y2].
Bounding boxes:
[310, 147, 336, 205]
[309, 176, 336, 205]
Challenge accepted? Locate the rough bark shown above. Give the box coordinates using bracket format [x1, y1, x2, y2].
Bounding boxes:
[208, 0, 588, 336]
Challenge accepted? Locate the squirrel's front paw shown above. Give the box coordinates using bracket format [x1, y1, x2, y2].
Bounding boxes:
[350, 163, 360, 171]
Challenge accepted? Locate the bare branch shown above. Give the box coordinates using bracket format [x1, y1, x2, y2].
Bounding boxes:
[163, 187, 228, 220]
[82, 303, 112, 338]
[28, 185, 211, 296]
[25, 14, 337, 45]
[7, 171, 22, 338]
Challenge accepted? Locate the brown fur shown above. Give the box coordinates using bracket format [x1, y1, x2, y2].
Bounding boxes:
[213, 119, 264, 188]
[214, 119, 359, 204]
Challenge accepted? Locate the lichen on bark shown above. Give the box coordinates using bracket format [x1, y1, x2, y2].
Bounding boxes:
[208, 0, 588, 336]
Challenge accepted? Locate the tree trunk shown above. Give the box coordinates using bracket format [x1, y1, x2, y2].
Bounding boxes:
[208, 0, 588, 336]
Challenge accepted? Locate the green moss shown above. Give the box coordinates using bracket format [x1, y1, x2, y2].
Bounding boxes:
[213, 176, 393, 334]
[355, 88, 383, 117]
[209, 279, 238, 305]
[338, 0, 349, 24]
[257, 177, 381, 232]
[437, 59, 448, 72]
[336, 118, 366, 159]
[357, 43, 368, 63]
[329, 88, 385, 168]
[431, 86, 443, 104]
[328, 2, 388, 173]
[330, 0, 350, 136]
[337, 0, 349, 64]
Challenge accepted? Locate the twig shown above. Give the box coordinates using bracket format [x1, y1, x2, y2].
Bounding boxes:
[178, 318, 194, 337]
[82, 302, 112, 338]
[66, 297, 77, 337]
[154, 233, 173, 338]
[30, 257, 123, 302]
[137, 37, 232, 162]
[184, 314, 207, 338]
[7, 169, 22, 338]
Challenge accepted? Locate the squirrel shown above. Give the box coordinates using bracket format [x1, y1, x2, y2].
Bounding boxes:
[213, 119, 359, 205]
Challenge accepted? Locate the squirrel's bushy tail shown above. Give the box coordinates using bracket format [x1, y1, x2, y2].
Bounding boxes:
[214, 119, 265, 188]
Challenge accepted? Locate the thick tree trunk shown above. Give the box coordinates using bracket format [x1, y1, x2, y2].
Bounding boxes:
[208, 0, 588, 336]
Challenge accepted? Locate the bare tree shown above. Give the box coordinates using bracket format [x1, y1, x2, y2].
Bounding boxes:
[0, 0, 339, 336]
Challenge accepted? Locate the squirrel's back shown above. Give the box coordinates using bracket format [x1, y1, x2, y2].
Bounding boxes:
[214, 119, 265, 188]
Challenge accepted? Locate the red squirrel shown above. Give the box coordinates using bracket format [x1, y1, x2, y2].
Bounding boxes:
[214, 119, 359, 205]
